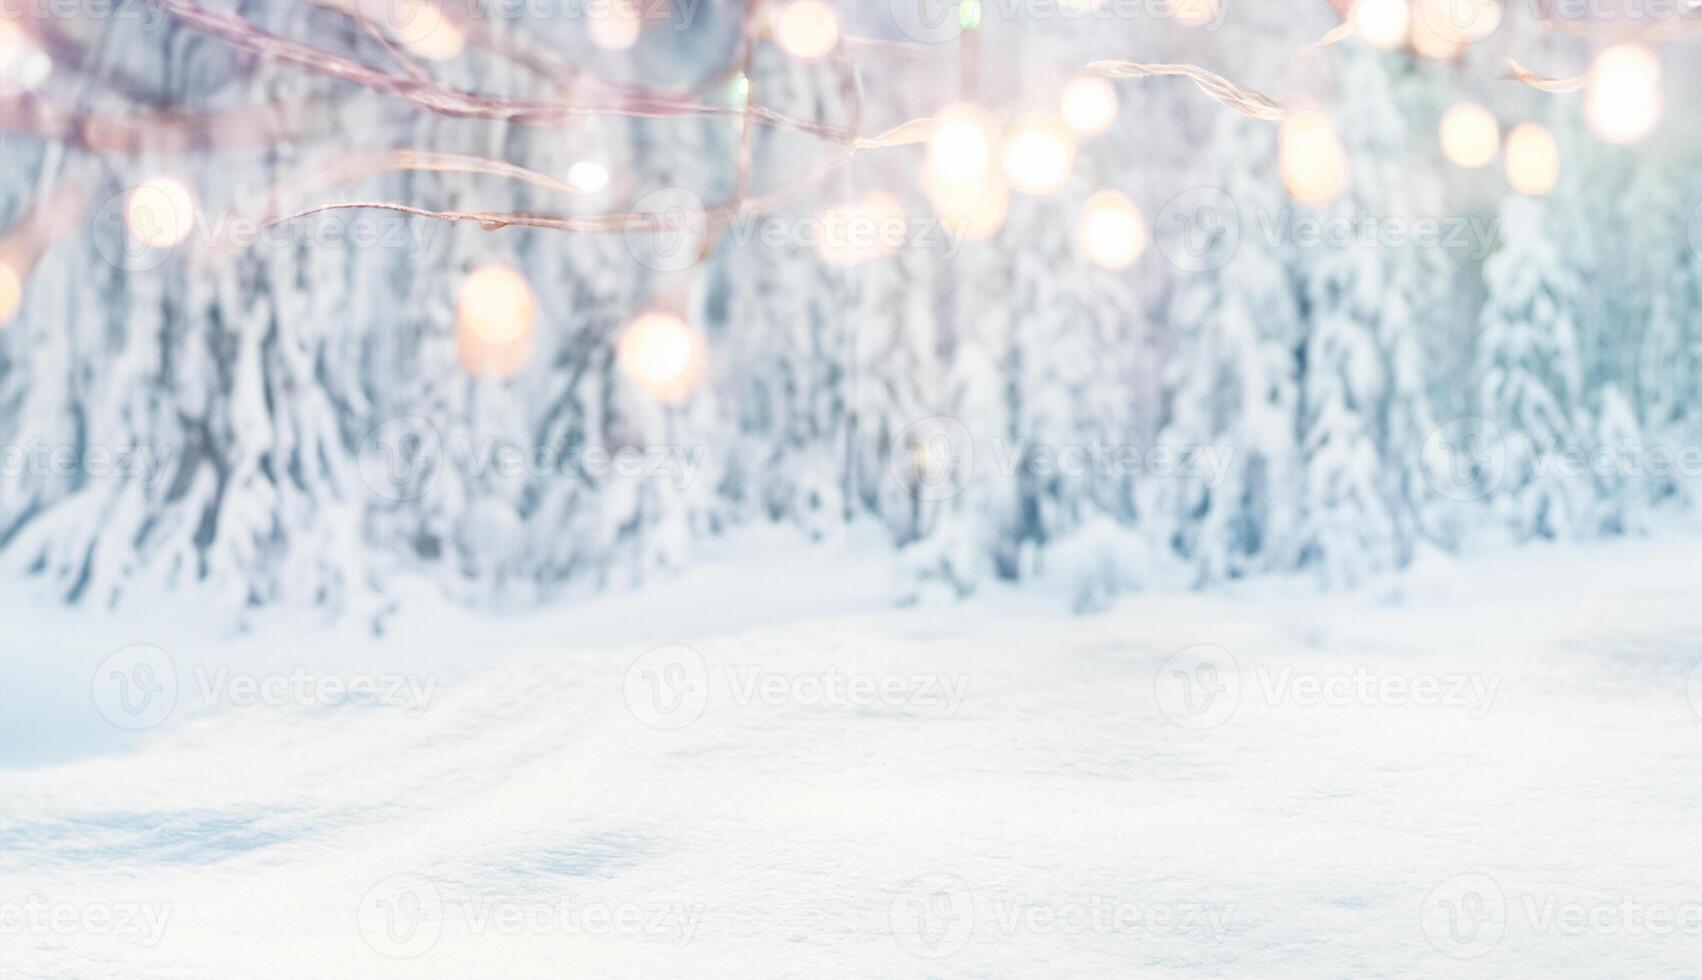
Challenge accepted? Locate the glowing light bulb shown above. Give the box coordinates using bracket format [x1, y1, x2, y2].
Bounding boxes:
[457, 265, 537, 379]
[125, 178, 197, 249]
[1351, 0, 1409, 49]
[589, 4, 642, 50]
[1409, 7, 1463, 58]
[0, 20, 51, 95]
[1060, 76, 1118, 136]
[1280, 111, 1348, 207]
[1077, 190, 1147, 270]
[567, 160, 611, 194]
[1504, 123, 1558, 196]
[772, 0, 839, 60]
[354, 0, 461, 59]
[1002, 116, 1076, 195]
[927, 104, 999, 187]
[403, 7, 464, 60]
[618, 310, 706, 405]
[816, 191, 907, 266]
[927, 176, 1010, 243]
[1439, 102, 1498, 169]
[1586, 44, 1661, 145]
[0, 259, 21, 326]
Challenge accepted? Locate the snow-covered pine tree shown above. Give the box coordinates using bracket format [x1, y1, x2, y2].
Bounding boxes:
[1476, 194, 1589, 541]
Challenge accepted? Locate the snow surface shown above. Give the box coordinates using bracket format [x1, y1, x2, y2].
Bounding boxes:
[4, 528, 1702, 977]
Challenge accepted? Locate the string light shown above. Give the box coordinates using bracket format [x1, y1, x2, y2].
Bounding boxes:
[1439, 102, 1499, 169]
[1351, 0, 1410, 49]
[1504, 123, 1559, 196]
[1586, 44, 1662, 145]
[567, 160, 611, 194]
[0, 259, 21, 326]
[456, 265, 537, 379]
[772, 0, 840, 61]
[1279, 111, 1348, 207]
[928, 176, 1010, 242]
[125, 178, 197, 249]
[1002, 116, 1076, 195]
[1061, 77, 1119, 136]
[1077, 190, 1147, 270]
[588, 4, 642, 50]
[0, 20, 51, 95]
[618, 310, 707, 405]
[927, 104, 1000, 188]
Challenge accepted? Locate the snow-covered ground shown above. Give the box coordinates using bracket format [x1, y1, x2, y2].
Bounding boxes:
[4, 528, 1702, 977]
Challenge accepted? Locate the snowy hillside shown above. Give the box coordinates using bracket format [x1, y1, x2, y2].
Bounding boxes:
[4, 530, 1702, 976]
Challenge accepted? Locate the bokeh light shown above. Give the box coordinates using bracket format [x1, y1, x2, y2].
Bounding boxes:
[928, 104, 1000, 188]
[1061, 77, 1119, 136]
[1439, 102, 1499, 169]
[1077, 190, 1147, 270]
[1279, 111, 1348, 207]
[618, 310, 707, 405]
[772, 0, 840, 60]
[1586, 45, 1662, 145]
[125, 178, 197, 249]
[567, 160, 611, 194]
[589, 4, 642, 50]
[816, 192, 907, 267]
[1351, 0, 1410, 49]
[0, 259, 21, 326]
[457, 266, 537, 380]
[0, 20, 52, 95]
[1002, 116, 1076, 195]
[1504, 123, 1559, 197]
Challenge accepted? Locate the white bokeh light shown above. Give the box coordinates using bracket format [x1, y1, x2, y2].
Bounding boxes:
[1586, 45, 1662, 145]
[1351, 0, 1410, 49]
[1504, 123, 1559, 197]
[1002, 116, 1076, 195]
[125, 178, 197, 249]
[1439, 102, 1499, 169]
[1077, 191, 1147, 270]
[1060, 77, 1119, 136]
[772, 0, 840, 60]
[1280, 111, 1348, 207]
[619, 310, 707, 405]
